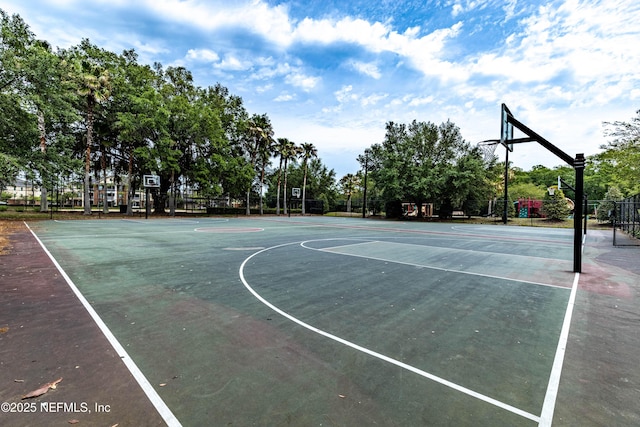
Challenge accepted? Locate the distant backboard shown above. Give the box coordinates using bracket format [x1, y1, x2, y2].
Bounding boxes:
[143, 174, 160, 188]
[500, 103, 514, 152]
[292, 187, 301, 198]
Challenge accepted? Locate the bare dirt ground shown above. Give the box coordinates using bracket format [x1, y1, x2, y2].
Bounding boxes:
[0, 220, 23, 255]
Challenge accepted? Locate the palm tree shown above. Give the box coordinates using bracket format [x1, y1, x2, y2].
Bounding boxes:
[244, 114, 272, 215]
[255, 121, 275, 215]
[299, 142, 317, 215]
[339, 173, 359, 213]
[274, 138, 290, 215]
[282, 141, 301, 215]
[71, 57, 111, 215]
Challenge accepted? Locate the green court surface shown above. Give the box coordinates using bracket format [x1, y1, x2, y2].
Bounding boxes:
[27, 217, 580, 426]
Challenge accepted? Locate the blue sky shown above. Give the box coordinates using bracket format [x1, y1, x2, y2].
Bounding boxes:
[2, 0, 639, 178]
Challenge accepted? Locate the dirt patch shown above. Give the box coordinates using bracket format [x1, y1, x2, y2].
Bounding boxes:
[0, 220, 25, 255]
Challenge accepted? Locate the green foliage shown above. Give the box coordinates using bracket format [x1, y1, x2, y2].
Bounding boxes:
[317, 193, 330, 213]
[0, 153, 21, 191]
[0, 8, 268, 215]
[509, 182, 546, 200]
[265, 158, 338, 210]
[541, 188, 571, 221]
[596, 186, 623, 222]
[369, 119, 496, 217]
[594, 110, 640, 196]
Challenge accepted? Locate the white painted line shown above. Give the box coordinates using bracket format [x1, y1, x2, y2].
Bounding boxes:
[538, 259, 583, 425]
[223, 247, 266, 251]
[120, 219, 153, 224]
[25, 222, 182, 427]
[302, 239, 570, 290]
[320, 240, 380, 252]
[38, 229, 199, 241]
[239, 241, 541, 423]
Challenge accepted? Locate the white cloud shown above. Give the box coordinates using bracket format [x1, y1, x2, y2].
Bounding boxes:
[502, 0, 518, 21]
[255, 83, 273, 93]
[142, 0, 294, 47]
[462, 0, 640, 111]
[390, 22, 465, 80]
[284, 71, 320, 91]
[213, 54, 253, 71]
[186, 48, 220, 62]
[449, 0, 488, 18]
[294, 16, 391, 50]
[407, 96, 435, 107]
[271, 114, 384, 156]
[350, 61, 382, 79]
[334, 85, 357, 104]
[71, 0, 467, 84]
[273, 92, 296, 102]
[289, 11, 465, 82]
[250, 62, 291, 81]
[451, 3, 464, 17]
[360, 93, 388, 107]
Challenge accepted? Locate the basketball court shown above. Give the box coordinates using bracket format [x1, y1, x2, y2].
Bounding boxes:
[2, 216, 639, 426]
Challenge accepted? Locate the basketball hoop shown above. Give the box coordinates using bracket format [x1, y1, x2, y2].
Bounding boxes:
[476, 140, 500, 163]
[144, 175, 160, 188]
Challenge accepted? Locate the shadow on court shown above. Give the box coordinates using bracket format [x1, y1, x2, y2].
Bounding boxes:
[1, 218, 638, 426]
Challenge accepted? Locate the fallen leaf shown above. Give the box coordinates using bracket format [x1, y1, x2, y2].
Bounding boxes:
[68, 419, 80, 424]
[22, 384, 50, 399]
[14, 379, 24, 383]
[159, 383, 166, 387]
[22, 377, 63, 399]
[338, 394, 346, 398]
[0, 327, 8, 334]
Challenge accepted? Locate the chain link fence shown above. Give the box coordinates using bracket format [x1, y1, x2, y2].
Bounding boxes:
[613, 194, 640, 246]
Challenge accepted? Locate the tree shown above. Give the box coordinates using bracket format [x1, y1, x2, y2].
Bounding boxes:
[273, 138, 295, 215]
[370, 119, 493, 218]
[64, 40, 113, 215]
[248, 114, 275, 215]
[596, 186, 623, 223]
[263, 157, 337, 212]
[597, 110, 640, 196]
[112, 51, 165, 214]
[1, 11, 78, 211]
[339, 173, 359, 213]
[299, 142, 317, 215]
[239, 113, 273, 215]
[281, 140, 300, 215]
[202, 83, 253, 203]
[0, 153, 20, 193]
[0, 10, 269, 217]
[542, 187, 571, 221]
[508, 182, 546, 200]
[438, 147, 495, 217]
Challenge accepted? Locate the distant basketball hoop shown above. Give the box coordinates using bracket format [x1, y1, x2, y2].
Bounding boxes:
[144, 175, 160, 188]
[292, 187, 301, 198]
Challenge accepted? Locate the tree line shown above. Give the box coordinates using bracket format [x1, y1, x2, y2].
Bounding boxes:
[0, 10, 338, 215]
[2, 9, 638, 218]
